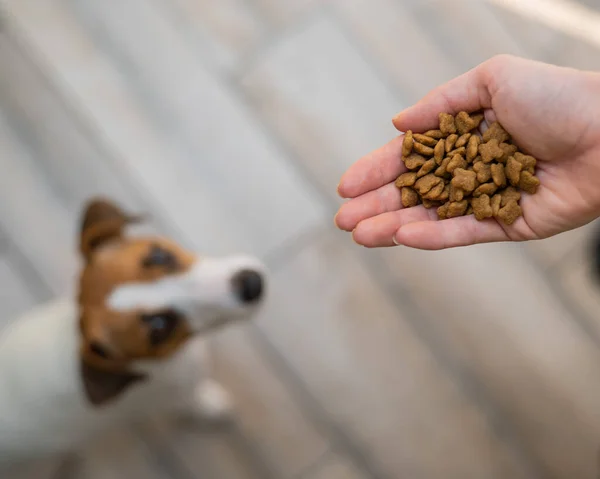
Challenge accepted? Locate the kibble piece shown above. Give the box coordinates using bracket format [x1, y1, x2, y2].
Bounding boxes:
[491, 163, 507, 188]
[424, 129, 445, 139]
[445, 134, 458, 153]
[438, 184, 450, 202]
[439, 113, 457, 135]
[447, 200, 469, 218]
[499, 143, 518, 163]
[404, 153, 427, 170]
[473, 182, 498, 197]
[519, 171, 540, 194]
[413, 142, 435, 156]
[449, 184, 465, 202]
[497, 200, 522, 225]
[416, 159, 436, 178]
[423, 181, 445, 200]
[448, 147, 466, 158]
[447, 154, 467, 174]
[505, 156, 523, 186]
[434, 139, 445, 164]
[483, 121, 510, 143]
[451, 168, 478, 193]
[491, 194, 502, 216]
[422, 198, 442, 209]
[473, 162, 492, 183]
[471, 194, 493, 220]
[514, 152, 537, 174]
[501, 186, 521, 207]
[413, 133, 438, 147]
[455, 133, 472, 148]
[479, 139, 504, 163]
[395, 172, 417, 188]
[415, 174, 442, 195]
[402, 131, 413, 157]
[455, 111, 483, 135]
[401, 187, 419, 208]
[466, 135, 480, 162]
[435, 157, 452, 177]
[437, 203, 449, 220]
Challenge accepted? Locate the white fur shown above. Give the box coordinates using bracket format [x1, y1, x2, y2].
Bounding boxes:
[0, 254, 265, 469]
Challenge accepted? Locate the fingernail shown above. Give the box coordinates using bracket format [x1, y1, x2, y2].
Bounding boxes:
[392, 235, 400, 246]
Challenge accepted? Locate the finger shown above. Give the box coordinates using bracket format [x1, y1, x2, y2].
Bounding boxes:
[335, 183, 403, 232]
[352, 206, 437, 248]
[337, 135, 406, 199]
[393, 215, 510, 250]
[392, 64, 493, 133]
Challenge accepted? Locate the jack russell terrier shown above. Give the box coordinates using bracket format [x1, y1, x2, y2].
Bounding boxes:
[0, 198, 267, 468]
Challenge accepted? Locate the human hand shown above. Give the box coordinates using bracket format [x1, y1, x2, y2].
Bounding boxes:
[335, 54, 600, 250]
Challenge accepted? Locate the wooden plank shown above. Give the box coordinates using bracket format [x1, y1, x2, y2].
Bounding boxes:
[549, 33, 600, 71]
[0, 256, 38, 329]
[304, 453, 366, 479]
[149, 422, 266, 479]
[487, 2, 559, 59]
[240, 14, 400, 199]
[73, 429, 172, 479]
[525, 220, 599, 269]
[13, 0, 324, 257]
[0, 28, 148, 222]
[151, 324, 329, 478]
[251, 0, 322, 28]
[410, 0, 527, 71]
[380, 241, 600, 478]
[158, 0, 265, 72]
[555, 233, 600, 340]
[257, 231, 535, 478]
[0, 107, 76, 297]
[331, 0, 463, 102]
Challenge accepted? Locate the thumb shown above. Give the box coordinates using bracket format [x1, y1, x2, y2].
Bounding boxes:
[392, 62, 494, 133]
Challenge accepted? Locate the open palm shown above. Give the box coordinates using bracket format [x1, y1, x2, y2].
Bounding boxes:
[335, 54, 600, 250]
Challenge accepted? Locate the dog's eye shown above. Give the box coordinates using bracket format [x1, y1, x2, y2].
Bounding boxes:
[141, 310, 181, 346]
[142, 245, 178, 270]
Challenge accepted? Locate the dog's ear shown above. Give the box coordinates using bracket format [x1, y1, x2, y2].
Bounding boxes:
[79, 309, 146, 407]
[80, 360, 146, 407]
[80, 198, 142, 261]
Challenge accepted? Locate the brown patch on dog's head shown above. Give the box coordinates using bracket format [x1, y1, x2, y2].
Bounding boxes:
[77, 198, 196, 406]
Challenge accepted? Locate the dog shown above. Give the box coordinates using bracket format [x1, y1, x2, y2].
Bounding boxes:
[0, 198, 267, 468]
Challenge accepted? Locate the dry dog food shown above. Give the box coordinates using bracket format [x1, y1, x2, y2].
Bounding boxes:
[395, 111, 540, 225]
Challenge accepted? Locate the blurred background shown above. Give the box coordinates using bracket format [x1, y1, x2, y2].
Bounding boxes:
[2, 0, 600, 478]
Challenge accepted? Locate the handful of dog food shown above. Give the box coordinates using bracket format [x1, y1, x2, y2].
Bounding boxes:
[395, 111, 540, 225]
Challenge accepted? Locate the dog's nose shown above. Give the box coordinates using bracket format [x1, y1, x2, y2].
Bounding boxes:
[232, 269, 264, 303]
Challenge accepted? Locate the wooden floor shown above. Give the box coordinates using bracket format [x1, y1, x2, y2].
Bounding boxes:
[2, 0, 600, 478]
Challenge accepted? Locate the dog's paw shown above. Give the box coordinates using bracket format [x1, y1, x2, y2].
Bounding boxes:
[192, 380, 234, 422]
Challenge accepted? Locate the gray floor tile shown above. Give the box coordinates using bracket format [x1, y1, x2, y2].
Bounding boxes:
[240, 13, 400, 200]
[257, 231, 534, 479]
[378, 241, 600, 478]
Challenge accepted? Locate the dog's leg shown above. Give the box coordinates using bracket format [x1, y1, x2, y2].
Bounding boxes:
[192, 379, 234, 421]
